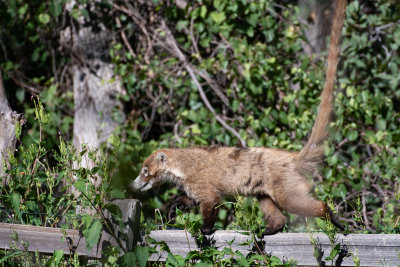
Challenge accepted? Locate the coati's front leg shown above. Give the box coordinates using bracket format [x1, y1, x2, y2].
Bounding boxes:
[257, 196, 286, 235]
[200, 200, 219, 235]
[168, 195, 195, 220]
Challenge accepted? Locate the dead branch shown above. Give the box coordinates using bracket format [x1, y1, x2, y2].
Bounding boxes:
[361, 193, 372, 231]
[113, 3, 152, 64]
[161, 21, 246, 148]
[115, 16, 136, 58]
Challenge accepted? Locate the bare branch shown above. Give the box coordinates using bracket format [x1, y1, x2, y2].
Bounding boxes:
[115, 16, 137, 58]
[113, 3, 152, 64]
[192, 68, 230, 107]
[361, 193, 372, 231]
[161, 21, 246, 148]
[1, 68, 40, 96]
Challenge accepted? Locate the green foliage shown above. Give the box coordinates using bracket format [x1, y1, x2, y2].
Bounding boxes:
[0, 99, 139, 265]
[154, 197, 296, 266]
[229, 196, 266, 237]
[82, 216, 102, 252]
[1, 0, 400, 265]
[118, 246, 151, 267]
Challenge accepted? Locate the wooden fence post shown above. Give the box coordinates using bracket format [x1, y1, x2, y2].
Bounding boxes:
[100, 199, 142, 252]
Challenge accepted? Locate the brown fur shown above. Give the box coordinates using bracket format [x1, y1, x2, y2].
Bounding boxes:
[131, 0, 347, 235]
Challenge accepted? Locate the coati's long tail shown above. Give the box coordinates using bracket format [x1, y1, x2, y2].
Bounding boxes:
[295, 0, 347, 170]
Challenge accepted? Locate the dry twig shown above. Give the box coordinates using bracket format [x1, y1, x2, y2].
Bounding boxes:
[115, 16, 136, 58]
[113, 3, 152, 63]
[160, 21, 246, 148]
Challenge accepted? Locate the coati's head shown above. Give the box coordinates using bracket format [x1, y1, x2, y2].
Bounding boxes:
[130, 149, 184, 191]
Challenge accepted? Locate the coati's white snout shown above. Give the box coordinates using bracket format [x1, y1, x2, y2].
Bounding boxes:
[130, 175, 155, 191]
[129, 151, 169, 192]
[130, 166, 155, 191]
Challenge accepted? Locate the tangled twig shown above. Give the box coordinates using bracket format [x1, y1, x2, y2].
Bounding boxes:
[161, 21, 247, 148]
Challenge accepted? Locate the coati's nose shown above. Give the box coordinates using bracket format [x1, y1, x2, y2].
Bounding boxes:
[129, 176, 145, 190]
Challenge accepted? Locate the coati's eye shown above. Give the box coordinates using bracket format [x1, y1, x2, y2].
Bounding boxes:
[143, 167, 149, 177]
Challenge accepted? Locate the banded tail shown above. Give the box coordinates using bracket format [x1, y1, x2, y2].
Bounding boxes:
[295, 0, 347, 171]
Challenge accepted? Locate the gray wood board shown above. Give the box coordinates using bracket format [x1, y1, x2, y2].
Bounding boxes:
[0, 223, 101, 258]
[0, 199, 141, 259]
[149, 230, 400, 266]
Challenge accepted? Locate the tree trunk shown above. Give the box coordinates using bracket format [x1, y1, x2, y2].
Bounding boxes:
[0, 70, 17, 186]
[61, 2, 125, 194]
[299, 0, 335, 56]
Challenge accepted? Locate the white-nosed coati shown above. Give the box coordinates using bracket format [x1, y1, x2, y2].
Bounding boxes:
[131, 0, 347, 235]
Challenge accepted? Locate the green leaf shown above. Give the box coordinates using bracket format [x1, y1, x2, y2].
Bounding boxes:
[347, 130, 358, 141]
[166, 253, 185, 267]
[316, 218, 326, 230]
[270, 255, 283, 266]
[82, 214, 93, 228]
[110, 188, 125, 198]
[210, 11, 226, 24]
[135, 246, 150, 267]
[49, 1, 62, 18]
[246, 13, 259, 27]
[91, 166, 100, 174]
[18, 4, 28, 19]
[376, 119, 386, 131]
[80, 8, 89, 19]
[26, 201, 39, 211]
[122, 252, 136, 267]
[73, 180, 87, 195]
[11, 192, 20, 211]
[105, 203, 123, 228]
[105, 204, 122, 219]
[200, 5, 207, 18]
[83, 220, 102, 252]
[325, 243, 340, 261]
[235, 251, 250, 267]
[177, 20, 189, 31]
[0, 250, 22, 263]
[38, 13, 50, 24]
[52, 249, 64, 265]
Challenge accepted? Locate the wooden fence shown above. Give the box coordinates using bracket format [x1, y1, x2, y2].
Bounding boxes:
[149, 230, 400, 266]
[1, 200, 400, 266]
[0, 199, 141, 259]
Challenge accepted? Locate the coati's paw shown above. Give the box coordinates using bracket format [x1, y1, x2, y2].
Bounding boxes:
[168, 202, 187, 220]
[201, 226, 215, 235]
[262, 226, 283, 236]
[168, 195, 195, 220]
[335, 221, 345, 231]
[168, 203, 180, 220]
[327, 206, 345, 231]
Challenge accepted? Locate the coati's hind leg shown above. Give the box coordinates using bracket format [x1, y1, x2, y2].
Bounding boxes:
[200, 198, 220, 235]
[277, 192, 345, 231]
[257, 196, 286, 235]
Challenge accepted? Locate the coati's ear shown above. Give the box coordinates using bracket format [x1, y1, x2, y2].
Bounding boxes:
[156, 152, 167, 165]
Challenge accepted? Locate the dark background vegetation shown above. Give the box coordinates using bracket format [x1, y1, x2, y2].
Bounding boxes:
[0, 0, 399, 236]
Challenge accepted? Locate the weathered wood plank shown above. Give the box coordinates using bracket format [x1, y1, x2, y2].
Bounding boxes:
[0, 223, 101, 258]
[149, 230, 400, 266]
[0, 199, 141, 259]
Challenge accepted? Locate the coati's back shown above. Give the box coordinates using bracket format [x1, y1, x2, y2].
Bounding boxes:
[136, 146, 302, 198]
